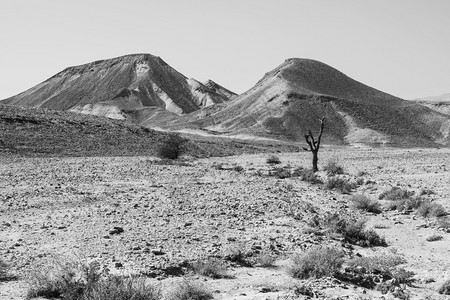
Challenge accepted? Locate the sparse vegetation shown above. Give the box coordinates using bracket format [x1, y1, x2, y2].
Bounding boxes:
[321, 214, 387, 247]
[323, 159, 344, 176]
[351, 194, 382, 214]
[254, 252, 276, 268]
[167, 280, 213, 300]
[438, 279, 450, 295]
[269, 166, 291, 179]
[191, 258, 228, 279]
[338, 255, 413, 294]
[437, 216, 450, 230]
[26, 259, 159, 300]
[379, 187, 415, 200]
[292, 167, 323, 184]
[266, 155, 281, 165]
[426, 234, 443, 242]
[82, 276, 160, 300]
[347, 255, 406, 274]
[420, 188, 435, 196]
[232, 165, 244, 172]
[288, 246, 344, 279]
[416, 201, 447, 218]
[325, 176, 356, 194]
[0, 259, 9, 280]
[157, 134, 186, 159]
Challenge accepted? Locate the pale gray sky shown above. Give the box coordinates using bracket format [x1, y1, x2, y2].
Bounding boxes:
[1, 0, 449, 100]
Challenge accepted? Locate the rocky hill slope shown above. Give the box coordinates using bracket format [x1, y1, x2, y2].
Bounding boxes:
[176, 59, 449, 147]
[0, 105, 294, 157]
[1, 54, 236, 121]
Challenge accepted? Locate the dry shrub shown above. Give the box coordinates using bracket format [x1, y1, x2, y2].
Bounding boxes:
[416, 201, 447, 218]
[190, 258, 228, 279]
[288, 246, 344, 279]
[167, 280, 212, 300]
[292, 167, 323, 184]
[437, 216, 450, 230]
[379, 187, 414, 200]
[0, 259, 9, 280]
[426, 234, 443, 242]
[351, 194, 382, 214]
[26, 258, 159, 300]
[387, 196, 425, 212]
[347, 255, 406, 274]
[321, 214, 387, 247]
[325, 177, 356, 194]
[157, 134, 186, 159]
[323, 159, 344, 176]
[266, 155, 281, 165]
[269, 167, 291, 179]
[254, 252, 276, 268]
[438, 280, 450, 295]
[82, 276, 160, 300]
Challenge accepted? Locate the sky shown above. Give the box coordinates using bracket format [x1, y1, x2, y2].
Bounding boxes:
[0, 0, 449, 100]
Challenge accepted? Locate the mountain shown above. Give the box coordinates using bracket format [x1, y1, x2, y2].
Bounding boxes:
[412, 93, 450, 116]
[1, 54, 236, 121]
[2, 55, 449, 147]
[174, 58, 449, 147]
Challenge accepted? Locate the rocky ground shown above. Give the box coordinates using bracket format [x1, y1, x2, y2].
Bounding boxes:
[0, 146, 449, 299]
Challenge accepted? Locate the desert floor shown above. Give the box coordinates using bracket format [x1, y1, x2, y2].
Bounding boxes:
[1, 146, 449, 299]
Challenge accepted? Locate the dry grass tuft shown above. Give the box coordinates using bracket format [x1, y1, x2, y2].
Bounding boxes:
[288, 246, 344, 279]
[191, 258, 228, 279]
[167, 280, 213, 300]
[266, 155, 281, 165]
[351, 194, 382, 214]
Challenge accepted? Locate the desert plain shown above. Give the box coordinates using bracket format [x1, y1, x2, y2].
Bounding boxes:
[1, 145, 449, 299]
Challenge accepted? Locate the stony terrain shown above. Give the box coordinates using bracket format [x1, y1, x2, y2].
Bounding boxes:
[1, 146, 449, 299]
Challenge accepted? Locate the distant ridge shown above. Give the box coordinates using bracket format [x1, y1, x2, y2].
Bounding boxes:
[412, 93, 450, 116]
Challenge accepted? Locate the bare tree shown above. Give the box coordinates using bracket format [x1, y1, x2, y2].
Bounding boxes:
[303, 117, 325, 172]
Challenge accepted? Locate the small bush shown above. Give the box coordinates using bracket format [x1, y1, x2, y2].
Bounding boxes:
[426, 234, 443, 242]
[27, 259, 103, 299]
[416, 201, 447, 218]
[191, 258, 228, 279]
[233, 165, 244, 172]
[269, 167, 291, 179]
[325, 177, 356, 194]
[254, 253, 276, 268]
[82, 276, 160, 300]
[157, 134, 186, 159]
[437, 216, 450, 230]
[347, 255, 406, 273]
[438, 279, 450, 295]
[323, 159, 344, 176]
[351, 194, 382, 214]
[341, 220, 387, 247]
[357, 171, 369, 177]
[386, 196, 425, 212]
[0, 259, 9, 280]
[321, 214, 387, 247]
[289, 246, 344, 279]
[266, 155, 281, 165]
[292, 168, 323, 184]
[168, 280, 213, 300]
[379, 187, 414, 200]
[420, 188, 435, 196]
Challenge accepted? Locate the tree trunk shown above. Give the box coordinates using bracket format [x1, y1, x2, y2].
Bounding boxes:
[312, 150, 318, 172]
